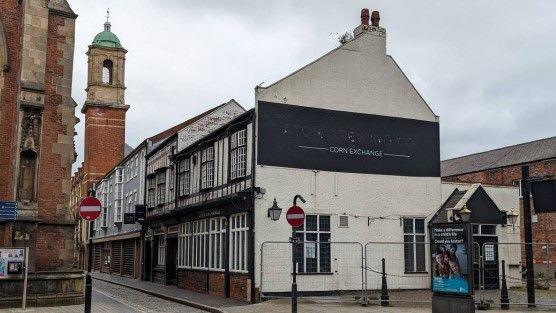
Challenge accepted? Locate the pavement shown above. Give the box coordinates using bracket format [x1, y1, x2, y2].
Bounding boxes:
[2, 273, 555, 312]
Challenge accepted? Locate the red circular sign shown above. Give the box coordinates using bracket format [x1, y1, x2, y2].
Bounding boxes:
[286, 206, 305, 228]
[79, 196, 102, 221]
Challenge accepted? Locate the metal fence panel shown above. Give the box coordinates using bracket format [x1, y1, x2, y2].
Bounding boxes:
[474, 242, 556, 309]
[364, 242, 432, 305]
[260, 241, 364, 302]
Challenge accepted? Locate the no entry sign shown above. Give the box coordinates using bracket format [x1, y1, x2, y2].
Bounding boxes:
[286, 205, 305, 228]
[79, 196, 102, 221]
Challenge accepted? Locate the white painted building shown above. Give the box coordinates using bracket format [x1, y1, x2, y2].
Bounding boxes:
[253, 10, 440, 295]
[139, 9, 521, 302]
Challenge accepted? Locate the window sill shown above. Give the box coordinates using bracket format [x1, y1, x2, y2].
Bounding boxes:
[293, 272, 334, 276]
[404, 271, 428, 275]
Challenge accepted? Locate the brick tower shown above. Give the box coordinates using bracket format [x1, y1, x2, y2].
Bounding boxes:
[81, 17, 128, 194]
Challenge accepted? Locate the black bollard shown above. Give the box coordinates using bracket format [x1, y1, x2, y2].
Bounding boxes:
[500, 260, 509, 310]
[380, 258, 389, 306]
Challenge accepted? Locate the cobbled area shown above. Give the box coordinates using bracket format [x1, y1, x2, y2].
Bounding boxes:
[0, 280, 206, 313]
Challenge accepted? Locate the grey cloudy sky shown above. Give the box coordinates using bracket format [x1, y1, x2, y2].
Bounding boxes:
[70, 0, 556, 171]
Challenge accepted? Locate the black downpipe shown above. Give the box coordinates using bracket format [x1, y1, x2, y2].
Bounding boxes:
[249, 113, 257, 303]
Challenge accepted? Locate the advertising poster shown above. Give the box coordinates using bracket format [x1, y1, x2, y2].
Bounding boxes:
[430, 223, 471, 295]
[0, 248, 25, 278]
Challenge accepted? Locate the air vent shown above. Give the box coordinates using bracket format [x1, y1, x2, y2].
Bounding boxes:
[339, 215, 349, 228]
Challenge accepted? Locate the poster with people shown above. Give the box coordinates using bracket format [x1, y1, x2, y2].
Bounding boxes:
[0, 248, 25, 278]
[430, 223, 471, 295]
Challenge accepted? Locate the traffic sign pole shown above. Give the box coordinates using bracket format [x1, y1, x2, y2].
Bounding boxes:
[79, 193, 101, 313]
[287, 195, 306, 313]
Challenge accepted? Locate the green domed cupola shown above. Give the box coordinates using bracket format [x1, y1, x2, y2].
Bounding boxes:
[92, 21, 123, 49]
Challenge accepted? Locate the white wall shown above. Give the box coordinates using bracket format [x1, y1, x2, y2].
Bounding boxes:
[253, 27, 441, 293]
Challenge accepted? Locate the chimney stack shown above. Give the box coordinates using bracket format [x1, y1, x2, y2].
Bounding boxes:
[371, 11, 380, 27]
[361, 8, 370, 26]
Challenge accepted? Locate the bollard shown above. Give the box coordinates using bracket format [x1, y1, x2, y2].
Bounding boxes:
[380, 258, 389, 306]
[500, 260, 509, 310]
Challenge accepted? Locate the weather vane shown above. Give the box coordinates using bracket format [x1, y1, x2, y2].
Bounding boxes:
[106, 8, 110, 23]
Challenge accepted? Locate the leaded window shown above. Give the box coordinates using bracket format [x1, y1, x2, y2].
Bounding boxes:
[201, 147, 215, 189]
[230, 129, 247, 180]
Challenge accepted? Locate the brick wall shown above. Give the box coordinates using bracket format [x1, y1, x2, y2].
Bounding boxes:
[230, 273, 250, 302]
[0, 1, 23, 200]
[177, 269, 207, 293]
[82, 106, 126, 191]
[208, 272, 225, 297]
[153, 269, 166, 285]
[443, 158, 556, 254]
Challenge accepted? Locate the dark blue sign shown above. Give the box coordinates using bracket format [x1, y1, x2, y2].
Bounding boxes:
[0, 202, 18, 221]
[257, 101, 440, 177]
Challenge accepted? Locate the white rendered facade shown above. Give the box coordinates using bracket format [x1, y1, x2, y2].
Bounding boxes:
[253, 20, 442, 293]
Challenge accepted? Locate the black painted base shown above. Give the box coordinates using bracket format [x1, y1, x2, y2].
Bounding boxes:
[432, 294, 475, 313]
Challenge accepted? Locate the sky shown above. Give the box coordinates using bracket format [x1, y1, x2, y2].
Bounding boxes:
[70, 1, 556, 172]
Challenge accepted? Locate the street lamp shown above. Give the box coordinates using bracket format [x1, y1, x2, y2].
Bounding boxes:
[267, 198, 282, 221]
[459, 205, 472, 222]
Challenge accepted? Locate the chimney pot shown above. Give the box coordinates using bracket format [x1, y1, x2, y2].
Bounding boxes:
[371, 11, 380, 27]
[361, 8, 370, 26]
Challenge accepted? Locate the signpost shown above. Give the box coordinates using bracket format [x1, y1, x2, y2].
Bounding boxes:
[124, 213, 135, 224]
[286, 206, 305, 228]
[79, 197, 101, 221]
[79, 195, 101, 313]
[287, 195, 306, 313]
[0, 201, 17, 221]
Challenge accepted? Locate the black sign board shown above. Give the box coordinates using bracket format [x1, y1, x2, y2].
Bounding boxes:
[430, 223, 473, 296]
[531, 179, 556, 213]
[7, 262, 23, 275]
[124, 213, 136, 224]
[135, 204, 147, 221]
[257, 101, 440, 177]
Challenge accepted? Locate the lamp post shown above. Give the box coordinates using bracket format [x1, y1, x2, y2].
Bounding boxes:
[267, 198, 282, 221]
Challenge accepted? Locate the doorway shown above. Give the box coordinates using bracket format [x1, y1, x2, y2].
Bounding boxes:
[144, 240, 152, 281]
[473, 226, 499, 290]
[166, 237, 178, 286]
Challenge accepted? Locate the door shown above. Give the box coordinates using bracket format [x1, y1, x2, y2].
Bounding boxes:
[143, 240, 152, 281]
[166, 237, 178, 285]
[473, 236, 499, 289]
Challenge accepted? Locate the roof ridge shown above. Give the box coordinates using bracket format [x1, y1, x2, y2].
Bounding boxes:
[442, 135, 556, 162]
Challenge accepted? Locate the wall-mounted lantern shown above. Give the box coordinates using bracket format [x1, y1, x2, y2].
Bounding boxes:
[267, 198, 282, 221]
[459, 205, 472, 223]
[507, 208, 519, 230]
